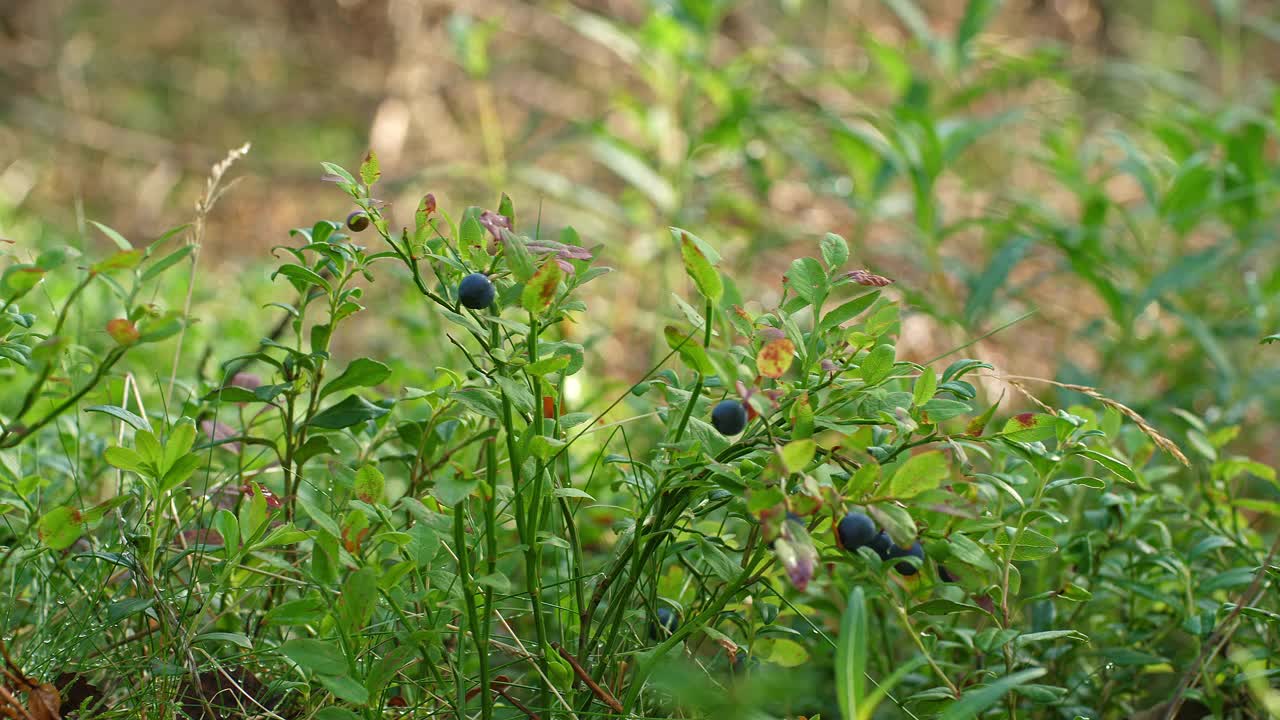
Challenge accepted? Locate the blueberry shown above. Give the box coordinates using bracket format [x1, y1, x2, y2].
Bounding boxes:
[837, 512, 878, 552]
[710, 399, 747, 436]
[869, 531, 894, 559]
[651, 607, 680, 639]
[458, 273, 496, 310]
[885, 541, 925, 576]
[346, 210, 370, 232]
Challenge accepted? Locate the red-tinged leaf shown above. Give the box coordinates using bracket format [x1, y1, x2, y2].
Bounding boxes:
[106, 318, 140, 346]
[757, 338, 795, 379]
[522, 258, 562, 314]
[360, 150, 381, 186]
[92, 249, 145, 273]
[840, 269, 894, 286]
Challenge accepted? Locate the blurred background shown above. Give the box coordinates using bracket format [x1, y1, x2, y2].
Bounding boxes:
[2, 0, 1278, 462]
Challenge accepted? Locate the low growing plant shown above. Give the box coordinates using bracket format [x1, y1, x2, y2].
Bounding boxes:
[0, 154, 1275, 720]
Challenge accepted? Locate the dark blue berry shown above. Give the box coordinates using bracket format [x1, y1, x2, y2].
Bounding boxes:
[869, 531, 893, 559]
[346, 210, 370, 232]
[458, 273, 496, 309]
[938, 564, 958, 583]
[710, 399, 747, 436]
[837, 512, 878, 552]
[885, 540, 925, 575]
[651, 607, 679, 639]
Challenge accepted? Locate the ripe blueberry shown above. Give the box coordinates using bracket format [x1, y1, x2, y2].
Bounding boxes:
[346, 210, 370, 232]
[938, 564, 958, 583]
[651, 607, 679, 639]
[869, 531, 893, 559]
[710, 399, 747, 436]
[884, 540, 925, 576]
[458, 273, 496, 310]
[837, 512, 878, 552]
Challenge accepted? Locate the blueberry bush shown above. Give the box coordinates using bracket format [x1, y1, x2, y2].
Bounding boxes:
[0, 146, 1274, 720]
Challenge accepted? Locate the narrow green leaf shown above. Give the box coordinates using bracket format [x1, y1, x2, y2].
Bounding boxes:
[835, 586, 868, 720]
[1075, 449, 1137, 484]
[938, 668, 1047, 720]
[87, 405, 151, 431]
[90, 220, 132, 250]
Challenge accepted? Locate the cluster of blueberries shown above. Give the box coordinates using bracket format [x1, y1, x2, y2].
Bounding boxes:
[836, 512, 925, 575]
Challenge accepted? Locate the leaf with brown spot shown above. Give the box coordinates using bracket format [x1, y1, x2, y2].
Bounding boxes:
[521, 258, 562, 315]
[678, 232, 723, 302]
[756, 338, 795, 379]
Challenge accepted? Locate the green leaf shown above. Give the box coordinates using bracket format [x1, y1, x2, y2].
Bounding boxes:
[526, 354, 571, 376]
[309, 395, 390, 430]
[678, 231, 723, 302]
[320, 359, 392, 399]
[529, 435, 567, 461]
[868, 504, 916, 548]
[821, 232, 849, 270]
[194, 632, 253, 649]
[912, 367, 937, 406]
[360, 150, 380, 186]
[1075, 449, 1137, 484]
[103, 447, 148, 475]
[279, 638, 347, 675]
[272, 264, 331, 292]
[213, 509, 239, 554]
[354, 465, 385, 504]
[911, 598, 986, 615]
[90, 220, 133, 250]
[887, 451, 949, 499]
[1000, 413, 1057, 443]
[785, 257, 828, 306]
[317, 673, 369, 705]
[338, 567, 378, 633]
[948, 533, 996, 571]
[92, 249, 145, 273]
[999, 527, 1057, 561]
[818, 291, 881, 333]
[920, 399, 972, 422]
[140, 244, 194, 283]
[938, 668, 1047, 720]
[664, 325, 714, 375]
[779, 439, 817, 474]
[835, 586, 867, 720]
[315, 709, 361, 720]
[860, 344, 896, 385]
[265, 596, 328, 626]
[955, 0, 1001, 67]
[1262, 333, 1280, 345]
[522, 258, 563, 314]
[500, 229, 535, 282]
[36, 506, 83, 550]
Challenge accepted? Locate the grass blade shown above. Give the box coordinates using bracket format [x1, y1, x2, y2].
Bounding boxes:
[836, 586, 868, 720]
[938, 668, 1047, 720]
